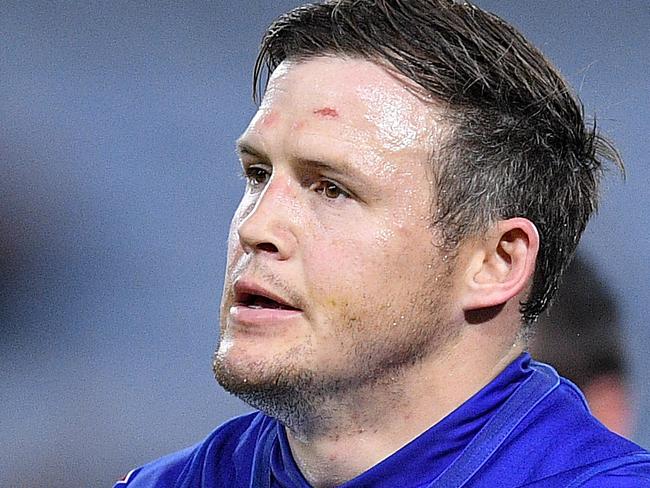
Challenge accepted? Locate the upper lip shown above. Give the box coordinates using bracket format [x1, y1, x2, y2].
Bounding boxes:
[233, 280, 301, 311]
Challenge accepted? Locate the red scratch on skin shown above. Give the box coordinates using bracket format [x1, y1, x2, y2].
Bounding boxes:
[313, 107, 339, 118]
[292, 120, 306, 131]
[261, 112, 279, 127]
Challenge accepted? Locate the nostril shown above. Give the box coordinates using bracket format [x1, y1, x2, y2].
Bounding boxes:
[256, 242, 279, 253]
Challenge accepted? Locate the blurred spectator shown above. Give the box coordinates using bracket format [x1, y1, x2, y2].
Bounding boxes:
[530, 253, 632, 437]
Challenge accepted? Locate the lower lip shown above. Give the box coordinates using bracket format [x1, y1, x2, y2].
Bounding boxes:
[230, 305, 303, 326]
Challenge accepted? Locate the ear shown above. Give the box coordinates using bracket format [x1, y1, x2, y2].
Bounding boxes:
[460, 218, 539, 311]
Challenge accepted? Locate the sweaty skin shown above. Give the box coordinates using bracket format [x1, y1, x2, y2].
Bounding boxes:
[358, 85, 432, 152]
[214, 57, 526, 488]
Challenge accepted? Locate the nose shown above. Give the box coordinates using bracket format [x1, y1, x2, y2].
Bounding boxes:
[236, 176, 298, 260]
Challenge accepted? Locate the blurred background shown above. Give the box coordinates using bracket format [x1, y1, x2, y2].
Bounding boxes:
[1, 1, 648, 486]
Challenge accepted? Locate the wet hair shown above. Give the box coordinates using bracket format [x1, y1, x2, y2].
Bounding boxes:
[252, 0, 623, 324]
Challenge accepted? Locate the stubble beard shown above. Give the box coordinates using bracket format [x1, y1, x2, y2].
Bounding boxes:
[214, 343, 325, 435]
[212, 278, 458, 437]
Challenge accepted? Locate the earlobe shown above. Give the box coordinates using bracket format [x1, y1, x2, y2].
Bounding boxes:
[461, 218, 539, 311]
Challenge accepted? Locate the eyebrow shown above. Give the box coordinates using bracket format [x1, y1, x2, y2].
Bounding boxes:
[235, 139, 266, 160]
[234, 137, 377, 195]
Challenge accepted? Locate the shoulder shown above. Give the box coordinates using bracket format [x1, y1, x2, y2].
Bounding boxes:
[113, 444, 197, 488]
[114, 411, 274, 487]
[516, 452, 650, 487]
[514, 373, 641, 462]
[567, 452, 650, 487]
[478, 364, 650, 486]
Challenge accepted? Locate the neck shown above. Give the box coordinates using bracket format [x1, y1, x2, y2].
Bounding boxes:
[285, 329, 524, 488]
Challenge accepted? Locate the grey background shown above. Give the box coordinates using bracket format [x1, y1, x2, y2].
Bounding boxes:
[1, 1, 648, 486]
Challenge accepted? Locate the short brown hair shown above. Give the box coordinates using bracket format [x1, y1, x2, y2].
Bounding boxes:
[253, 0, 623, 324]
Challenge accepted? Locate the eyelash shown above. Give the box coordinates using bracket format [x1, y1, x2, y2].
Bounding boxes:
[242, 165, 351, 200]
[310, 180, 350, 200]
[243, 166, 270, 190]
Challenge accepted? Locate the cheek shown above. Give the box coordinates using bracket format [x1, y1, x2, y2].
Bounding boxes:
[304, 233, 359, 281]
[223, 207, 251, 285]
[303, 220, 409, 302]
[224, 220, 240, 263]
[302, 230, 363, 310]
[225, 227, 240, 266]
[227, 198, 255, 252]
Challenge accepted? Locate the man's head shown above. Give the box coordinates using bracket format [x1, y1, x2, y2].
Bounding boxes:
[252, 0, 621, 325]
[214, 57, 466, 431]
[213, 0, 620, 427]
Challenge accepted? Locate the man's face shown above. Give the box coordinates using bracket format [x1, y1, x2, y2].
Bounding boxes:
[214, 57, 463, 411]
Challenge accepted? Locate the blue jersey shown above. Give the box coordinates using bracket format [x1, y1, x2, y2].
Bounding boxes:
[116, 354, 650, 487]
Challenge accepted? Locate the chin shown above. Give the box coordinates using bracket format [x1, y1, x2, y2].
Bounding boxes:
[212, 346, 327, 431]
[212, 339, 311, 395]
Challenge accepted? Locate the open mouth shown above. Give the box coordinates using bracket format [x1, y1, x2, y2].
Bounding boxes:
[236, 292, 300, 311]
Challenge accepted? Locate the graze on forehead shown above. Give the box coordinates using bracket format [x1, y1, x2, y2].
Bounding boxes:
[313, 107, 339, 118]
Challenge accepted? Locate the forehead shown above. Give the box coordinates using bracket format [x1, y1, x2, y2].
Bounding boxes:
[263, 57, 417, 107]
[250, 57, 440, 155]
